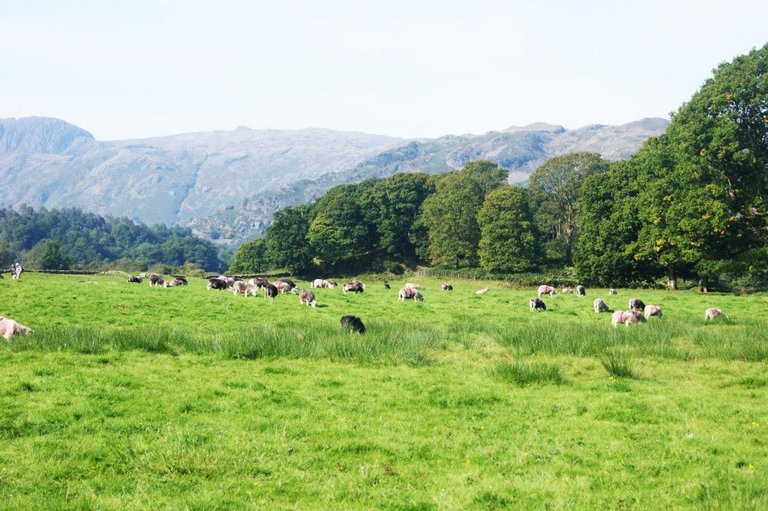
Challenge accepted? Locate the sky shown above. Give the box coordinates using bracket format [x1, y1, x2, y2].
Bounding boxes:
[1, 0, 767, 140]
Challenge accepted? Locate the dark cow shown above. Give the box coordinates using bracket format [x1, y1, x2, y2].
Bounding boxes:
[529, 297, 546, 311]
[299, 289, 317, 307]
[127, 275, 142, 283]
[340, 315, 366, 334]
[264, 284, 279, 300]
[441, 283, 453, 291]
[343, 280, 364, 294]
[628, 298, 646, 311]
[207, 277, 228, 290]
[576, 285, 586, 297]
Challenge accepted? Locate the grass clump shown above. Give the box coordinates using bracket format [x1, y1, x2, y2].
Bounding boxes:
[491, 359, 565, 386]
[600, 349, 637, 379]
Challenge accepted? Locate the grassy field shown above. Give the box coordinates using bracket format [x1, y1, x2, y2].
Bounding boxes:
[1, 273, 767, 509]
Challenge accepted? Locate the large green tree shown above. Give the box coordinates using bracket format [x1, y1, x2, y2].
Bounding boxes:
[529, 152, 610, 265]
[419, 161, 507, 267]
[264, 205, 313, 273]
[229, 238, 268, 274]
[477, 185, 538, 273]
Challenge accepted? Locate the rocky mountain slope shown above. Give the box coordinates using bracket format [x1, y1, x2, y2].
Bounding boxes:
[0, 116, 668, 244]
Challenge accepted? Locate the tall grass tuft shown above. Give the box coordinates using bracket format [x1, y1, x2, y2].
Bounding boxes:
[600, 349, 637, 379]
[491, 359, 565, 386]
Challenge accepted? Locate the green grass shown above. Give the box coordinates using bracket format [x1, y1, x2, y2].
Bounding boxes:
[1, 273, 767, 509]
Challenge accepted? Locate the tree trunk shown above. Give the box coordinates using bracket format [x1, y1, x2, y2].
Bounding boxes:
[666, 266, 678, 290]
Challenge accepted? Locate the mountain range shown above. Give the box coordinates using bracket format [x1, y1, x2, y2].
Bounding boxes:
[0, 116, 668, 245]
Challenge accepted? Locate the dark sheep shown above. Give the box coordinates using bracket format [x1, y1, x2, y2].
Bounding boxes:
[529, 297, 546, 311]
[576, 285, 586, 297]
[441, 283, 453, 291]
[207, 277, 228, 290]
[127, 276, 142, 283]
[264, 284, 279, 300]
[340, 315, 366, 334]
[383, 283, 391, 289]
[628, 298, 646, 311]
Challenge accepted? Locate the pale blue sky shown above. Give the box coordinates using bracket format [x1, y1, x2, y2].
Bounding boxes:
[2, 0, 766, 140]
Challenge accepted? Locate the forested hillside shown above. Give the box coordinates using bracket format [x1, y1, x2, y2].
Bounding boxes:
[0, 207, 223, 272]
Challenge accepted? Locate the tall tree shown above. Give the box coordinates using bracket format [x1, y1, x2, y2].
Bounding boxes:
[419, 161, 507, 267]
[264, 205, 313, 273]
[229, 238, 268, 274]
[529, 152, 610, 265]
[477, 185, 538, 273]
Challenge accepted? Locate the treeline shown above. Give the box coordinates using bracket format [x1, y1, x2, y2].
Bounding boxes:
[233, 44, 768, 290]
[0, 206, 224, 272]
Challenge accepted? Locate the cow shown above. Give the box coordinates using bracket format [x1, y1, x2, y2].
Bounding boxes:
[127, 275, 142, 283]
[611, 310, 646, 327]
[628, 298, 645, 311]
[441, 283, 453, 291]
[476, 288, 489, 295]
[593, 298, 610, 313]
[704, 308, 728, 321]
[644, 305, 663, 319]
[264, 284, 279, 300]
[163, 278, 186, 288]
[537, 285, 557, 297]
[399, 287, 424, 301]
[299, 289, 317, 307]
[0, 316, 33, 340]
[148, 274, 164, 287]
[207, 277, 228, 290]
[343, 280, 365, 294]
[561, 287, 574, 294]
[248, 278, 269, 289]
[608, 288, 618, 296]
[529, 297, 546, 311]
[340, 315, 366, 334]
[576, 285, 586, 297]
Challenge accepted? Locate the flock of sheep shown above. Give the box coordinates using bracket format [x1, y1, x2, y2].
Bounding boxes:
[529, 284, 728, 326]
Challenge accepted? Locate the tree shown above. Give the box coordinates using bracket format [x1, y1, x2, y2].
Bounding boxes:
[419, 161, 507, 267]
[264, 205, 313, 273]
[477, 185, 538, 273]
[229, 238, 268, 274]
[529, 152, 610, 265]
[25, 239, 70, 270]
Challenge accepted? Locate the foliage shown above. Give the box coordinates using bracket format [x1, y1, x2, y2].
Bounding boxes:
[0, 206, 223, 271]
[477, 185, 538, 273]
[529, 152, 610, 265]
[264, 205, 313, 273]
[228, 238, 268, 274]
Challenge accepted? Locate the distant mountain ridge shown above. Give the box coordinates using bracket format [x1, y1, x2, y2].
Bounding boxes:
[0, 116, 668, 244]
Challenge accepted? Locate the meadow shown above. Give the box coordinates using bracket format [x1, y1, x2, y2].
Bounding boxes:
[1, 273, 767, 510]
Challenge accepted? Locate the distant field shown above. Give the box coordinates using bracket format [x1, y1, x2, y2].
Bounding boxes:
[1, 273, 767, 509]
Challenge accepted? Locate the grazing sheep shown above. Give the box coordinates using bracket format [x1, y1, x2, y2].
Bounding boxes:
[611, 310, 646, 327]
[644, 305, 663, 319]
[529, 297, 546, 311]
[0, 316, 33, 340]
[383, 282, 391, 289]
[593, 298, 610, 313]
[340, 315, 366, 334]
[148, 273, 164, 287]
[264, 284, 279, 300]
[441, 283, 453, 291]
[127, 275, 142, 283]
[299, 289, 317, 307]
[399, 287, 424, 301]
[576, 285, 586, 297]
[207, 277, 228, 290]
[476, 288, 489, 295]
[537, 285, 557, 297]
[561, 287, 574, 294]
[628, 298, 646, 311]
[609, 288, 618, 296]
[248, 278, 269, 289]
[343, 280, 364, 294]
[704, 308, 728, 321]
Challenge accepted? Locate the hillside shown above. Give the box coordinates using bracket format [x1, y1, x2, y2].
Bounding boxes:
[0, 116, 668, 244]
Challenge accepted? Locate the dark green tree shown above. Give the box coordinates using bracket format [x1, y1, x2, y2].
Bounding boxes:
[229, 238, 268, 274]
[25, 239, 70, 270]
[529, 152, 610, 265]
[264, 204, 313, 273]
[477, 185, 538, 273]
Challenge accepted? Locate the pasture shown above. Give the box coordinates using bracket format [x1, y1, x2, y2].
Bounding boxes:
[1, 273, 767, 509]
